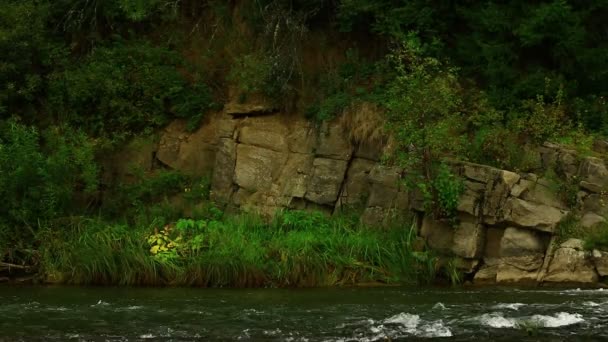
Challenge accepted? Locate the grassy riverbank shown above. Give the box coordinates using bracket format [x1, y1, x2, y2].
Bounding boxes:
[36, 211, 438, 287]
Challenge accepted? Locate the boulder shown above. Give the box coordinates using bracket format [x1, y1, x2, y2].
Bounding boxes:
[499, 227, 545, 257]
[453, 258, 480, 274]
[474, 264, 498, 284]
[504, 198, 567, 233]
[457, 189, 480, 216]
[520, 180, 566, 209]
[543, 239, 598, 284]
[305, 158, 349, 205]
[578, 157, 608, 193]
[592, 250, 608, 277]
[210, 138, 237, 204]
[420, 216, 454, 254]
[315, 122, 353, 160]
[583, 194, 608, 217]
[557, 151, 579, 179]
[581, 212, 606, 229]
[452, 217, 485, 258]
[234, 144, 287, 192]
[496, 255, 544, 284]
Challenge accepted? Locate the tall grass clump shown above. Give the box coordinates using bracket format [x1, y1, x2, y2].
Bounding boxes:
[38, 210, 436, 287]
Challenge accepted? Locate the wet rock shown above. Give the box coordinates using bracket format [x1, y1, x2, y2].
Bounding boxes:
[474, 264, 498, 284]
[592, 250, 608, 277]
[543, 239, 598, 284]
[496, 255, 544, 284]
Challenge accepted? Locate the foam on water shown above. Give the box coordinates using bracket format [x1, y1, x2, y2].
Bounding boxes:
[370, 312, 452, 338]
[583, 301, 601, 307]
[383, 312, 420, 328]
[492, 303, 525, 311]
[433, 302, 447, 310]
[529, 312, 585, 328]
[418, 321, 452, 337]
[479, 313, 518, 328]
[90, 300, 109, 307]
[139, 333, 156, 339]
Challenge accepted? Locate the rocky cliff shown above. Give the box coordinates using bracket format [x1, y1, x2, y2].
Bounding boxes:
[108, 101, 608, 287]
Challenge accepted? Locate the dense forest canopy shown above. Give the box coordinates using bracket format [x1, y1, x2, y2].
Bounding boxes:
[1, 0, 607, 280]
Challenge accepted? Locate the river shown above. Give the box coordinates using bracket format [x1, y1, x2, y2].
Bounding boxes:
[1, 286, 607, 341]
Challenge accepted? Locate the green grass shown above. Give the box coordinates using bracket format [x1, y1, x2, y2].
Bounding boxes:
[37, 210, 436, 287]
[583, 222, 608, 251]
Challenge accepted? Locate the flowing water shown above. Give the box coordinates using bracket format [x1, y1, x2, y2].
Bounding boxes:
[1, 286, 608, 341]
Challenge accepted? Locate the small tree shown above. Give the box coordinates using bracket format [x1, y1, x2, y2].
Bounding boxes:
[385, 36, 465, 217]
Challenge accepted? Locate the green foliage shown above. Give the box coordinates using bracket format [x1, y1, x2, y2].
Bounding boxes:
[432, 165, 464, 218]
[555, 213, 584, 243]
[49, 41, 213, 139]
[305, 49, 383, 121]
[39, 211, 438, 287]
[385, 37, 465, 170]
[584, 223, 608, 251]
[0, 1, 60, 118]
[336, 1, 608, 135]
[0, 120, 98, 260]
[383, 38, 465, 217]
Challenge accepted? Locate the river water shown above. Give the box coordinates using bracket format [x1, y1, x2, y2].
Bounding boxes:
[1, 286, 608, 341]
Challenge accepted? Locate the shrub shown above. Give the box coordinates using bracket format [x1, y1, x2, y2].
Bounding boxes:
[48, 41, 214, 139]
[0, 120, 98, 261]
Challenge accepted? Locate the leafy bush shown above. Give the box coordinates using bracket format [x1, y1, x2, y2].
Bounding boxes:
[0, 120, 98, 259]
[432, 164, 464, 218]
[305, 49, 383, 121]
[49, 41, 214, 139]
[0, 1, 60, 118]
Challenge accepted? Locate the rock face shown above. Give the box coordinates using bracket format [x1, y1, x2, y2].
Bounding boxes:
[543, 239, 598, 284]
[123, 102, 608, 287]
